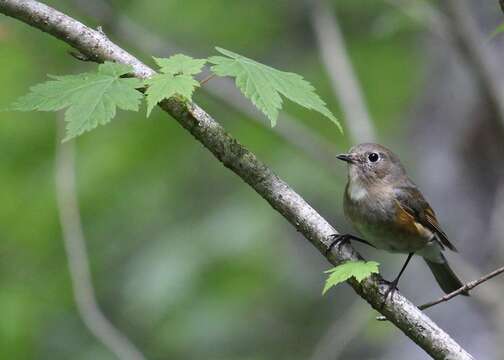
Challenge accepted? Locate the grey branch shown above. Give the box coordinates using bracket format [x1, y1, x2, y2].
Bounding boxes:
[310, 0, 376, 143]
[0, 1, 473, 358]
[419, 265, 504, 311]
[54, 119, 146, 360]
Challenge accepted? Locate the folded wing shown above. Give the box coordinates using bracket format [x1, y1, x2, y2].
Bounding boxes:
[394, 186, 457, 252]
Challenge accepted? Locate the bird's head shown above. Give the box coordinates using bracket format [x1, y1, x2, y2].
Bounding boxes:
[336, 143, 406, 186]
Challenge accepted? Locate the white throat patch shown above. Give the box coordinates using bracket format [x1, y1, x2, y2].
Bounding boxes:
[348, 181, 368, 201]
[347, 169, 368, 201]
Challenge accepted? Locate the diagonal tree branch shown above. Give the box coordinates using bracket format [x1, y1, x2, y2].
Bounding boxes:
[0, 1, 473, 358]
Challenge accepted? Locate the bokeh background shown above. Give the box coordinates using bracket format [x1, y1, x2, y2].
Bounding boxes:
[1, 0, 504, 359]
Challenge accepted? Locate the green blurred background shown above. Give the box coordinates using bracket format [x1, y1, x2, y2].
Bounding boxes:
[1, 0, 503, 359]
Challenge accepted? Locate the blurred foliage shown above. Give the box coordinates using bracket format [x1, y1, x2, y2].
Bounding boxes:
[0, 0, 421, 359]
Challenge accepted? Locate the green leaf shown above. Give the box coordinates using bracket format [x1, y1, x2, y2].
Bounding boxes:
[208, 47, 341, 130]
[11, 62, 143, 140]
[153, 54, 207, 75]
[144, 74, 199, 117]
[322, 261, 379, 295]
[490, 22, 504, 39]
[144, 55, 206, 116]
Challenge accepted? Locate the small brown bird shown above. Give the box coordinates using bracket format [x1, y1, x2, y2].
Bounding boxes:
[331, 143, 467, 298]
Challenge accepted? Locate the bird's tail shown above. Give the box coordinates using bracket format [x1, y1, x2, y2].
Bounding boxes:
[424, 254, 468, 295]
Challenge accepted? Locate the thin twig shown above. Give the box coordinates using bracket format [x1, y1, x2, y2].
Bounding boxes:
[418, 265, 504, 311]
[0, 1, 474, 358]
[68, 50, 95, 62]
[55, 117, 146, 360]
[377, 263, 504, 321]
[487, 181, 504, 360]
[199, 73, 216, 86]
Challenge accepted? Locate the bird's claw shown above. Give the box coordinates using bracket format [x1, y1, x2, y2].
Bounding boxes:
[380, 279, 399, 309]
[325, 234, 350, 255]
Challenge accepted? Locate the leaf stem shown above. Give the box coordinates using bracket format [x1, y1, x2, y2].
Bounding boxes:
[199, 74, 216, 86]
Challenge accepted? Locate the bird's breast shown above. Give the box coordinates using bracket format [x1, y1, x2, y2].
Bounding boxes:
[344, 183, 394, 225]
[343, 182, 429, 253]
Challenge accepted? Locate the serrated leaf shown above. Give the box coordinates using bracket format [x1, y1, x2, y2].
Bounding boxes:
[322, 261, 379, 295]
[145, 55, 206, 116]
[153, 54, 206, 75]
[11, 62, 143, 140]
[208, 47, 341, 131]
[145, 74, 199, 116]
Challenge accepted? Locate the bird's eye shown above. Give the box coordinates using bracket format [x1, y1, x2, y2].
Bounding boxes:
[368, 152, 379, 162]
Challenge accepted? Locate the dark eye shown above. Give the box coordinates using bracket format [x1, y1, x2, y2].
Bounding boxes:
[368, 152, 379, 162]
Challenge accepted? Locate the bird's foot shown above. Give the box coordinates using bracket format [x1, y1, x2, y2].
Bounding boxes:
[325, 234, 351, 255]
[380, 278, 399, 309]
[325, 234, 375, 256]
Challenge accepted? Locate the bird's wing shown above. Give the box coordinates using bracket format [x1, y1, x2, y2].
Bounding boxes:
[394, 186, 457, 252]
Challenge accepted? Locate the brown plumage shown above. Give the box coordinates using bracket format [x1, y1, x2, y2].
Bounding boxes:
[395, 186, 457, 252]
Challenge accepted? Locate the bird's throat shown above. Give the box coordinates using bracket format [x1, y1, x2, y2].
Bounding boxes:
[347, 180, 369, 201]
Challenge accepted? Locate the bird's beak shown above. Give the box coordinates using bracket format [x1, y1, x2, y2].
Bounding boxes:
[336, 153, 355, 164]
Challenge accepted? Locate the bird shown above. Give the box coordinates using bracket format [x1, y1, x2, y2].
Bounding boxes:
[330, 142, 468, 300]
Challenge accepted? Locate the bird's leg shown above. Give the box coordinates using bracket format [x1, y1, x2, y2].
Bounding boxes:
[382, 252, 414, 307]
[325, 233, 375, 255]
